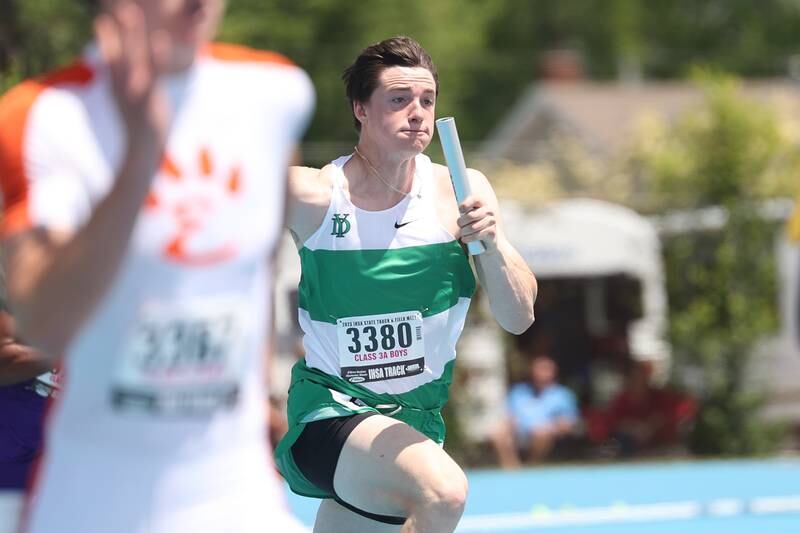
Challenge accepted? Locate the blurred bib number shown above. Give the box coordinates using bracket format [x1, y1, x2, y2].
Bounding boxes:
[112, 297, 248, 416]
[337, 311, 425, 384]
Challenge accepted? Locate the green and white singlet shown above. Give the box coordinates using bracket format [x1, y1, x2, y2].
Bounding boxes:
[275, 153, 476, 498]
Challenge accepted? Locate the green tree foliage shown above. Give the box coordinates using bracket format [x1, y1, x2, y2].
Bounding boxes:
[641, 75, 789, 455]
[636, 0, 800, 78]
[0, 1, 91, 75]
[643, 73, 800, 208]
[7, 0, 800, 151]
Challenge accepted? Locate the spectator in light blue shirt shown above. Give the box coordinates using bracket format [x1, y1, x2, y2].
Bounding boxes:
[490, 353, 578, 468]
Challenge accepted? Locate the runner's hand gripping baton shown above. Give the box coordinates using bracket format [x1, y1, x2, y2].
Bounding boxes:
[436, 117, 486, 256]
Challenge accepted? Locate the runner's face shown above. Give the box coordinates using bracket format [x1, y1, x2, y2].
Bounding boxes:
[358, 66, 436, 157]
[136, 0, 225, 71]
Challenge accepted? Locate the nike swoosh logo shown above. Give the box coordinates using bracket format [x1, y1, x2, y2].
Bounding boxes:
[394, 220, 415, 229]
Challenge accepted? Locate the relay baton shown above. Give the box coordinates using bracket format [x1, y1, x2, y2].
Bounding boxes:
[435, 116, 486, 256]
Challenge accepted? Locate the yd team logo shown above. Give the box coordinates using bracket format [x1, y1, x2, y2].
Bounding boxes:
[331, 213, 351, 238]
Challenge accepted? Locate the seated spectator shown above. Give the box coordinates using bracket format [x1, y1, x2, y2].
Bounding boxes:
[490, 353, 579, 468]
[599, 359, 697, 458]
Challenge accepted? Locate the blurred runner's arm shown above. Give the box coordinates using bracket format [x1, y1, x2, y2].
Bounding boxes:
[0, 310, 53, 386]
[459, 169, 537, 334]
[1, 4, 170, 355]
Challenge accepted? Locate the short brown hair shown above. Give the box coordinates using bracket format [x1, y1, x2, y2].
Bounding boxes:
[342, 36, 439, 132]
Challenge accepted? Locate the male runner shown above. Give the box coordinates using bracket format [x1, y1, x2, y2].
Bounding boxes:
[277, 36, 537, 532]
[0, 1, 314, 531]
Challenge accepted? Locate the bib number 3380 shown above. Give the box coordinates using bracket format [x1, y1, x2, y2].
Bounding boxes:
[337, 311, 425, 384]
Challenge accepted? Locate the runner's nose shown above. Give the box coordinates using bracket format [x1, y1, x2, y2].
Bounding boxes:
[408, 98, 424, 124]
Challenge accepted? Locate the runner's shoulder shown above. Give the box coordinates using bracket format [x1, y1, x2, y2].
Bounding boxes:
[430, 162, 492, 196]
[204, 42, 299, 69]
[203, 43, 313, 111]
[430, 162, 458, 199]
[289, 165, 334, 206]
[0, 60, 94, 135]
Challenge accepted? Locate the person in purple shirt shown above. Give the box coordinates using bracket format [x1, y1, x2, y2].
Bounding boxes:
[0, 303, 57, 533]
[490, 352, 579, 468]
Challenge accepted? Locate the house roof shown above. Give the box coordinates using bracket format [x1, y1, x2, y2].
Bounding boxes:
[481, 80, 800, 164]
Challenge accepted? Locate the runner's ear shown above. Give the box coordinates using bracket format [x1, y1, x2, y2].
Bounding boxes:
[353, 101, 367, 126]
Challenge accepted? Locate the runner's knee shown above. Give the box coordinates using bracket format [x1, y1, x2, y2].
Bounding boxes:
[414, 463, 468, 519]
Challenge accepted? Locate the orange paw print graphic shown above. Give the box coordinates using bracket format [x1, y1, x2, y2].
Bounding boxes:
[146, 147, 242, 266]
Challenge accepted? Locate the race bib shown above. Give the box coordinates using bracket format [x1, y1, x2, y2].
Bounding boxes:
[111, 297, 248, 416]
[337, 311, 425, 384]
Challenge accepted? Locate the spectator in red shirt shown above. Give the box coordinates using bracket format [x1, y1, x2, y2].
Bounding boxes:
[602, 359, 697, 458]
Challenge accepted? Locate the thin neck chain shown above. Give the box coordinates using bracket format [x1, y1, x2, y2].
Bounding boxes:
[353, 146, 420, 199]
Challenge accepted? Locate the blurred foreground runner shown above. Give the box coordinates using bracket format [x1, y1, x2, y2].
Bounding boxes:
[0, 1, 314, 531]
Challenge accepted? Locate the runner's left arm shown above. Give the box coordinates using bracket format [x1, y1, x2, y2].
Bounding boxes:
[458, 169, 537, 334]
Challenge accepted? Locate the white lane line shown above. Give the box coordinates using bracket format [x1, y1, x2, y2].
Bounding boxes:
[457, 495, 800, 531]
[751, 495, 800, 514]
[708, 498, 745, 517]
[459, 501, 701, 530]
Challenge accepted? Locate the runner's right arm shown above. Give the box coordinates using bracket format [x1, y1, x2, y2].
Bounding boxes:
[3, 142, 161, 355]
[286, 165, 331, 244]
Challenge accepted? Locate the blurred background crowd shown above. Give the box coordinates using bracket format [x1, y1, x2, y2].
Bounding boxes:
[4, 0, 800, 471]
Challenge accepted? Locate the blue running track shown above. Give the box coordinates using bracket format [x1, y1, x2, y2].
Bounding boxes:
[287, 458, 800, 532]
